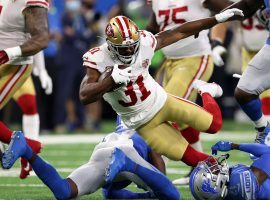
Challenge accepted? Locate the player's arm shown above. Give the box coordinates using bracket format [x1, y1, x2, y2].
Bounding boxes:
[79, 68, 114, 105]
[148, 151, 166, 174]
[154, 9, 243, 51]
[221, 0, 264, 19]
[0, 7, 49, 65]
[146, 12, 160, 34]
[211, 141, 270, 157]
[21, 7, 49, 56]
[203, 0, 234, 13]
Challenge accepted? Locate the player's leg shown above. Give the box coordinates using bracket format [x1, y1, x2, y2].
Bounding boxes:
[242, 47, 270, 121]
[13, 77, 39, 140]
[137, 122, 209, 163]
[235, 45, 270, 141]
[105, 145, 180, 200]
[2, 132, 116, 199]
[0, 63, 41, 147]
[0, 64, 32, 143]
[1, 131, 74, 199]
[163, 56, 213, 100]
[161, 56, 213, 149]
[152, 91, 222, 134]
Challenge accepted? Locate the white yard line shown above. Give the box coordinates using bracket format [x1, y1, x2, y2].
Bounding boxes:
[0, 167, 190, 177]
[39, 131, 254, 144]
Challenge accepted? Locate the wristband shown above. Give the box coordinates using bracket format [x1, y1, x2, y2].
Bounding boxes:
[211, 40, 223, 49]
[5, 46, 22, 59]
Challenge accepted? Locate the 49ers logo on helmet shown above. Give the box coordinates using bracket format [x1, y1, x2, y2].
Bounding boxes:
[106, 24, 114, 37]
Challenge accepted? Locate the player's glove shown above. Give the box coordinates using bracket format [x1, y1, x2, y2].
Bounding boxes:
[39, 70, 53, 95]
[111, 64, 131, 85]
[215, 8, 244, 23]
[211, 141, 232, 155]
[211, 40, 227, 67]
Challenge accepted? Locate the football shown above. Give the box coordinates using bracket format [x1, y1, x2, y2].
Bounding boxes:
[98, 66, 114, 82]
[98, 65, 128, 91]
[98, 65, 128, 82]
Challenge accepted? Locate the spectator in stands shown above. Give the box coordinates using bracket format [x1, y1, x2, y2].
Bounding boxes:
[53, 0, 100, 132]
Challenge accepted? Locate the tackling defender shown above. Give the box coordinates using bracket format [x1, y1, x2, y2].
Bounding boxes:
[78, 10, 243, 165]
[0, 0, 49, 177]
[190, 133, 270, 199]
[1, 119, 180, 200]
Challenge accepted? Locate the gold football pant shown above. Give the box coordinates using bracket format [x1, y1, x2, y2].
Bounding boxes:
[13, 76, 36, 101]
[137, 94, 215, 161]
[0, 64, 32, 109]
[156, 55, 213, 102]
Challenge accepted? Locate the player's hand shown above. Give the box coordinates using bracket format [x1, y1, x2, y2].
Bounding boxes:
[111, 64, 131, 85]
[211, 40, 227, 67]
[215, 8, 244, 23]
[0, 50, 9, 65]
[39, 70, 53, 95]
[211, 141, 232, 155]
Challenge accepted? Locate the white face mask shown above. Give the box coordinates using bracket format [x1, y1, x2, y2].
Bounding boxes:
[66, 0, 81, 12]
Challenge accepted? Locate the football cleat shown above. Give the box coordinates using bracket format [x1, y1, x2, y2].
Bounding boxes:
[172, 167, 194, 185]
[20, 137, 42, 179]
[192, 79, 223, 98]
[105, 148, 131, 183]
[172, 177, 189, 185]
[250, 125, 270, 160]
[2, 131, 27, 169]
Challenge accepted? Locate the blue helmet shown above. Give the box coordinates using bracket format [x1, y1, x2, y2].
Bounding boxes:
[226, 164, 258, 200]
[190, 156, 230, 200]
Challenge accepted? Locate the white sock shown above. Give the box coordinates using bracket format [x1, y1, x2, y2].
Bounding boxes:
[254, 115, 268, 129]
[191, 140, 203, 152]
[23, 114, 40, 140]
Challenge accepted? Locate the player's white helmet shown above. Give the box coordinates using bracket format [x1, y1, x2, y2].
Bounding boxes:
[189, 155, 230, 200]
[105, 16, 140, 64]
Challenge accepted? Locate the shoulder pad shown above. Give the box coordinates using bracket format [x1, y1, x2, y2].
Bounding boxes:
[139, 30, 157, 50]
[83, 47, 106, 70]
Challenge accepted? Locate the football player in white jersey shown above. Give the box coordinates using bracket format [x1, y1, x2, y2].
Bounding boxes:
[147, 0, 235, 184]
[78, 11, 243, 166]
[0, 0, 49, 178]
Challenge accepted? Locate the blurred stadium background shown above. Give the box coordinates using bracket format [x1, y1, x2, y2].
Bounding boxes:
[0, 0, 264, 199]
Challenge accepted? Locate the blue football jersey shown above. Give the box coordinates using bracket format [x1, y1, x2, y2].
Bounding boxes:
[251, 153, 270, 199]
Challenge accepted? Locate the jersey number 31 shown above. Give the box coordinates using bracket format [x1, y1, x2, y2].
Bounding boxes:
[119, 75, 151, 107]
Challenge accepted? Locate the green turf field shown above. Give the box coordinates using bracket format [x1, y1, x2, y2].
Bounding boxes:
[0, 121, 255, 199]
